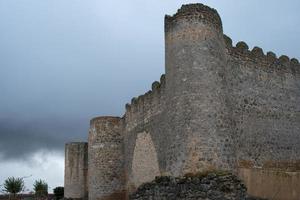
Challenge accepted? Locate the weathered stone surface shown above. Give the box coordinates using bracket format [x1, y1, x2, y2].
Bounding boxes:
[64, 142, 88, 200]
[88, 117, 126, 200]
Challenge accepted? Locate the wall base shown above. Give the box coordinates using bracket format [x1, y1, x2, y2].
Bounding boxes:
[238, 168, 300, 200]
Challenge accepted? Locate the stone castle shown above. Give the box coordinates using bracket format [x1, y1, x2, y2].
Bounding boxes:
[64, 3, 300, 200]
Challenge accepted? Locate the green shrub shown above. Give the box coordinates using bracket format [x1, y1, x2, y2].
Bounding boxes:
[53, 187, 64, 200]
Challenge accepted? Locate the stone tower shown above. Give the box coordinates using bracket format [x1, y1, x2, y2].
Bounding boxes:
[164, 4, 235, 176]
[88, 117, 126, 200]
[64, 142, 88, 199]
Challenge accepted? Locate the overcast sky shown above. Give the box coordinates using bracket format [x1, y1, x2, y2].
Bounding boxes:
[0, 0, 299, 192]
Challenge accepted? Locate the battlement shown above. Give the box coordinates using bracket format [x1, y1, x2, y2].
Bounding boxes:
[165, 3, 222, 33]
[90, 116, 121, 126]
[65, 142, 88, 146]
[124, 74, 166, 131]
[223, 34, 300, 74]
[125, 74, 165, 112]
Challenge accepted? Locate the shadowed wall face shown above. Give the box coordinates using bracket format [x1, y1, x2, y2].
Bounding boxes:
[64, 142, 88, 200]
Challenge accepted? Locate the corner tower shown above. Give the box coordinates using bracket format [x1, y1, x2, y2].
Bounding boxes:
[164, 4, 235, 176]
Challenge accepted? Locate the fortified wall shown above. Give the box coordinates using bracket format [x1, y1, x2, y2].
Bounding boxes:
[64, 3, 300, 200]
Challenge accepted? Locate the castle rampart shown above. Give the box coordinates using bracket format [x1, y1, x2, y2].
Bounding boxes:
[65, 3, 300, 200]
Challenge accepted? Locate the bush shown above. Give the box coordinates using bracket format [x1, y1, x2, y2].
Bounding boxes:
[53, 187, 64, 200]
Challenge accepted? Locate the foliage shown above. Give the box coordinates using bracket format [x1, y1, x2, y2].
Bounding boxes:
[3, 177, 25, 199]
[33, 179, 48, 198]
[53, 186, 64, 200]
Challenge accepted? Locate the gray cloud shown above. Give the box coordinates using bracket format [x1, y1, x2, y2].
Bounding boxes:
[0, 117, 86, 160]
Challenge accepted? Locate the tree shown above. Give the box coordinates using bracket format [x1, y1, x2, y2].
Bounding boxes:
[3, 177, 25, 200]
[33, 179, 48, 199]
[53, 187, 64, 200]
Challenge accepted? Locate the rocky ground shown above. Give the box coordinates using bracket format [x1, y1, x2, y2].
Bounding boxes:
[130, 171, 267, 200]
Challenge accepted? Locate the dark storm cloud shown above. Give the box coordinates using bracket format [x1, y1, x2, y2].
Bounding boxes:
[0, 0, 300, 161]
[0, 117, 87, 160]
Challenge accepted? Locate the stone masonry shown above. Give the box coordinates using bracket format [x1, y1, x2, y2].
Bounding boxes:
[64, 142, 88, 199]
[64, 3, 300, 200]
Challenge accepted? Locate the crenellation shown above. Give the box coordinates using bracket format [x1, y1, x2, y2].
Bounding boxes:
[123, 75, 166, 134]
[151, 81, 160, 91]
[266, 51, 277, 62]
[165, 4, 223, 35]
[125, 103, 131, 111]
[227, 41, 300, 76]
[235, 41, 249, 52]
[223, 34, 233, 48]
[131, 97, 138, 105]
[251, 46, 264, 58]
[279, 55, 290, 64]
[160, 74, 166, 85]
[125, 75, 166, 121]
[291, 58, 299, 64]
[65, 3, 300, 200]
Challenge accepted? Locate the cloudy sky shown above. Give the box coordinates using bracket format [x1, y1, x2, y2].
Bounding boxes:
[0, 0, 299, 193]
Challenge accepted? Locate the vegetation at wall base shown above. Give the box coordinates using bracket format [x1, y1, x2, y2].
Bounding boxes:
[53, 186, 64, 200]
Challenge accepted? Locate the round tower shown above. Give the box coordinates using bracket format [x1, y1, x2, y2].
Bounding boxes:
[88, 116, 126, 200]
[164, 4, 235, 176]
[64, 142, 88, 200]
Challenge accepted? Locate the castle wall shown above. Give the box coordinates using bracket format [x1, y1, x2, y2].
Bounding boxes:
[122, 5, 300, 197]
[123, 76, 166, 192]
[65, 4, 300, 200]
[225, 39, 300, 167]
[64, 142, 88, 200]
[88, 117, 126, 200]
[224, 36, 300, 199]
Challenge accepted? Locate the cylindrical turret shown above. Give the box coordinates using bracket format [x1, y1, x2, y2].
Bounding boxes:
[64, 142, 88, 200]
[164, 4, 235, 176]
[88, 116, 126, 200]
